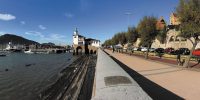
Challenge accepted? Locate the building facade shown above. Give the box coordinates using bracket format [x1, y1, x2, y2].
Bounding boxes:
[156, 16, 166, 30]
[134, 13, 200, 50]
[72, 28, 101, 54]
[170, 13, 181, 25]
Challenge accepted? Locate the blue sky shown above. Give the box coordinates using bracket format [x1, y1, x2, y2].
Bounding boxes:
[0, 0, 179, 45]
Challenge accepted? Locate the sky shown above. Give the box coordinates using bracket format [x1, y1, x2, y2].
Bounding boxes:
[0, 0, 179, 45]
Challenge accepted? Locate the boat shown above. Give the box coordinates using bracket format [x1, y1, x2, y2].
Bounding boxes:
[0, 51, 8, 57]
[24, 49, 35, 54]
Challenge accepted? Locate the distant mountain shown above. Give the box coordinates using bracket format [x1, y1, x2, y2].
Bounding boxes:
[42, 42, 55, 46]
[0, 34, 39, 45]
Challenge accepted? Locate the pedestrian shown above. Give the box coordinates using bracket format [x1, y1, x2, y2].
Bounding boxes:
[177, 51, 181, 65]
[158, 52, 162, 59]
[112, 46, 115, 53]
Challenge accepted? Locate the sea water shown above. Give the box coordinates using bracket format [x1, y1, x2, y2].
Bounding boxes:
[0, 53, 73, 100]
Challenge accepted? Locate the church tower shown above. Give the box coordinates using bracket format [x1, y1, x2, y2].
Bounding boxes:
[73, 28, 79, 45]
[74, 28, 78, 36]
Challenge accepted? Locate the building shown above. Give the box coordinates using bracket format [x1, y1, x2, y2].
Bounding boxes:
[170, 13, 181, 25]
[134, 13, 200, 50]
[156, 16, 166, 30]
[151, 13, 200, 49]
[72, 28, 101, 54]
[73, 28, 86, 46]
[5, 42, 24, 51]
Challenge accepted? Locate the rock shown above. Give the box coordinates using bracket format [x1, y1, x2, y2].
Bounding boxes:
[25, 64, 32, 67]
[5, 69, 9, 71]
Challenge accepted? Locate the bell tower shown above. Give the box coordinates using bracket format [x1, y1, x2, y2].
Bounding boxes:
[74, 28, 78, 36]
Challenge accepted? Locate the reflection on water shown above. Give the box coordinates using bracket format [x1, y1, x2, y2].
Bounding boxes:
[0, 53, 73, 100]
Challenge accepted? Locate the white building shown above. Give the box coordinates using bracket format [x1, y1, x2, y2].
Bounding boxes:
[73, 28, 85, 46]
[72, 28, 101, 47]
[5, 42, 24, 51]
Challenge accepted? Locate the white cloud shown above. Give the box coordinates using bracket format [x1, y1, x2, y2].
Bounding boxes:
[0, 31, 5, 35]
[42, 33, 66, 44]
[38, 25, 46, 30]
[50, 34, 65, 39]
[25, 31, 44, 38]
[20, 21, 26, 25]
[0, 13, 16, 21]
[65, 13, 74, 18]
[24, 32, 66, 45]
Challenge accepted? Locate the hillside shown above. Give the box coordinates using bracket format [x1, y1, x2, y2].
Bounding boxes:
[0, 34, 39, 45]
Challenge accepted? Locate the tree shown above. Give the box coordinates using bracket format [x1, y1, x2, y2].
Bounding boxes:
[176, 0, 200, 67]
[103, 26, 138, 47]
[104, 39, 113, 46]
[157, 26, 167, 44]
[137, 16, 158, 59]
[125, 26, 138, 43]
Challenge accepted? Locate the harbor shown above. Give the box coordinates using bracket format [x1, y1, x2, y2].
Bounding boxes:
[0, 0, 200, 99]
[0, 41, 70, 56]
[0, 53, 74, 100]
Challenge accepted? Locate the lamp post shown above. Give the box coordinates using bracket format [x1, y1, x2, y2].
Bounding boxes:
[125, 12, 132, 27]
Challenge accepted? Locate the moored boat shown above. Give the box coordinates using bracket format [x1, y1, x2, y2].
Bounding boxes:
[0, 51, 8, 57]
[24, 49, 35, 54]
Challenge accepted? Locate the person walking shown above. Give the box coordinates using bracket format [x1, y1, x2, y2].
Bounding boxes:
[177, 51, 181, 65]
[112, 46, 115, 53]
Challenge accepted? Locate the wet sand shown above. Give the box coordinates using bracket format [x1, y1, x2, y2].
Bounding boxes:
[106, 50, 200, 100]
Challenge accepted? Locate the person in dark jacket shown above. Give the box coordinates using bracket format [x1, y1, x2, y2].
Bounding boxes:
[177, 51, 181, 65]
[112, 46, 115, 53]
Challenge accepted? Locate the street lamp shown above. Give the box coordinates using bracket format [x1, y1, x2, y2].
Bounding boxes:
[125, 12, 133, 27]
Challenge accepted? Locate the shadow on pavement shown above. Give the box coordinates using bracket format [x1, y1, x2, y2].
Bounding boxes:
[104, 51, 184, 100]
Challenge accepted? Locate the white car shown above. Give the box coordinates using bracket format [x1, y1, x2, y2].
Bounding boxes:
[141, 47, 148, 52]
[133, 47, 138, 51]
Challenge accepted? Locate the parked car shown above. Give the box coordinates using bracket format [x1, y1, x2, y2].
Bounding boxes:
[149, 48, 155, 52]
[155, 48, 164, 53]
[175, 48, 190, 55]
[192, 48, 200, 56]
[164, 47, 175, 54]
[133, 47, 141, 51]
[133, 47, 138, 51]
[141, 47, 148, 52]
[127, 47, 134, 51]
[137, 47, 142, 51]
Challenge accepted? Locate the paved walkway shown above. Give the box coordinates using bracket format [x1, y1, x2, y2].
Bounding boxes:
[105, 49, 200, 100]
[92, 49, 151, 100]
[123, 51, 200, 68]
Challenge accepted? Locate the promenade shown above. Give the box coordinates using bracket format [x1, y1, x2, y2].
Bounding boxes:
[105, 49, 200, 100]
[92, 49, 151, 100]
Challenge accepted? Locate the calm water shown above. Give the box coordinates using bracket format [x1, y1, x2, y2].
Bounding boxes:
[0, 53, 73, 100]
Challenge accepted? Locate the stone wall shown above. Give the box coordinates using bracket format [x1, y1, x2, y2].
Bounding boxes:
[73, 44, 98, 55]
